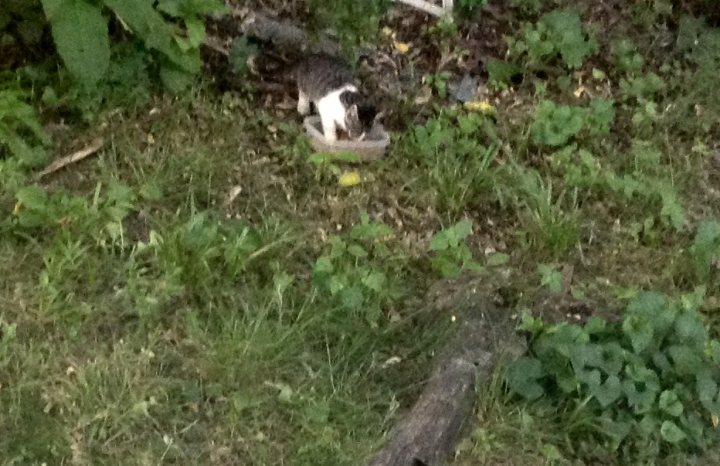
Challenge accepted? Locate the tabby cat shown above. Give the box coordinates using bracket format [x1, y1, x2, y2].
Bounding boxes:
[294, 53, 378, 142]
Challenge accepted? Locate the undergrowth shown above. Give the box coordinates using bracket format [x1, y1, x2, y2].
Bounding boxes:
[2, 1, 720, 465]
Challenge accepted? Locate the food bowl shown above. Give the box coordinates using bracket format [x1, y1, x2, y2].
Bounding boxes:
[303, 116, 390, 161]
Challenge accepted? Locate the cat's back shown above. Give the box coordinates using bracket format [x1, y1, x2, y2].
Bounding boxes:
[295, 53, 355, 101]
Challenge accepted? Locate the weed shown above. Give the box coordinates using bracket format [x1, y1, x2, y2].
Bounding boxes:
[530, 98, 615, 147]
[538, 263, 563, 293]
[406, 110, 498, 215]
[457, 0, 488, 13]
[503, 165, 581, 255]
[424, 71, 452, 99]
[690, 220, 720, 283]
[509, 10, 598, 70]
[0, 89, 48, 170]
[612, 38, 646, 75]
[312, 213, 404, 325]
[309, 0, 389, 54]
[506, 291, 720, 460]
[486, 59, 523, 89]
[429, 219, 484, 278]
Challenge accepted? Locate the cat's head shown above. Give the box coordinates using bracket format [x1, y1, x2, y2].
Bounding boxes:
[345, 104, 379, 141]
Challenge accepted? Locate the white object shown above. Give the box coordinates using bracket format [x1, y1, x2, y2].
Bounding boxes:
[394, 0, 453, 17]
[304, 116, 390, 160]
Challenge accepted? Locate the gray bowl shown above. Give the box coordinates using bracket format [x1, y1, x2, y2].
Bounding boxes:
[304, 116, 390, 161]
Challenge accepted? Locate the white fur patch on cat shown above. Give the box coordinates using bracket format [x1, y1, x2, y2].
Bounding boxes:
[316, 84, 358, 142]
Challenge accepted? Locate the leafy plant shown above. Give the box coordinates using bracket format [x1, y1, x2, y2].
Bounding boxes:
[506, 291, 720, 458]
[612, 38, 646, 75]
[619, 73, 665, 102]
[11, 182, 137, 247]
[510, 10, 598, 70]
[424, 71, 452, 99]
[409, 111, 498, 214]
[309, 0, 389, 55]
[229, 36, 259, 80]
[511, 0, 544, 16]
[457, 0, 489, 13]
[38, 0, 227, 89]
[537, 263, 562, 293]
[312, 213, 403, 324]
[690, 220, 720, 282]
[0, 89, 48, 165]
[551, 145, 686, 230]
[530, 98, 615, 147]
[429, 219, 484, 278]
[486, 59, 523, 89]
[503, 165, 581, 255]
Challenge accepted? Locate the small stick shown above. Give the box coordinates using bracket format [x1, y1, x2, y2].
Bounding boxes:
[203, 36, 229, 56]
[36, 137, 104, 179]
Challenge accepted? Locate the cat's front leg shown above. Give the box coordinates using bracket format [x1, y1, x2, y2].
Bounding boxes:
[321, 117, 338, 142]
[297, 90, 310, 115]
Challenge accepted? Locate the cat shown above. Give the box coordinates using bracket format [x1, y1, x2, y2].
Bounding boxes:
[293, 53, 378, 142]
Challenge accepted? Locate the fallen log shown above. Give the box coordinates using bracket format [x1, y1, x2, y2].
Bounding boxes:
[366, 302, 525, 466]
[237, 10, 340, 55]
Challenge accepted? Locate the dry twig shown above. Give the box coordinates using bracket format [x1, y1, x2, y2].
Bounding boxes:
[36, 137, 104, 179]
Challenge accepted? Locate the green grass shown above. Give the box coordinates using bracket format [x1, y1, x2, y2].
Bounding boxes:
[3, 2, 720, 465]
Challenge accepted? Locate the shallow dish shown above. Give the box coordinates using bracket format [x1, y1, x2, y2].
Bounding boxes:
[303, 116, 390, 161]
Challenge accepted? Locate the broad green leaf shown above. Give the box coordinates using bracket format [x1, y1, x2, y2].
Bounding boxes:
[362, 271, 385, 292]
[313, 256, 334, 275]
[691, 220, 720, 280]
[538, 263, 562, 293]
[622, 314, 653, 353]
[697, 371, 720, 413]
[660, 420, 687, 443]
[505, 356, 545, 400]
[592, 375, 622, 407]
[584, 316, 607, 335]
[659, 390, 684, 417]
[626, 292, 676, 336]
[159, 63, 195, 93]
[347, 244, 368, 258]
[598, 415, 632, 447]
[103, 0, 201, 73]
[668, 345, 704, 376]
[43, 0, 110, 85]
[431, 256, 462, 278]
[328, 275, 347, 295]
[340, 286, 364, 310]
[623, 379, 657, 415]
[597, 343, 625, 376]
[674, 312, 707, 346]
[486, 252, 509, 266]
[16, 185, 48, 210]
[587, 98, 615, 135]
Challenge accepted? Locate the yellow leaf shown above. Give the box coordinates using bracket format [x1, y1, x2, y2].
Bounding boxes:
[338, 171, 361, 187]
[464, 100, 496, 115]
[394, 41, 411, 54]
[574, 86, 587, 98]
[712, 414, 719, 428]
[382, 26, 394, 37]
[12, 202, 22, 215]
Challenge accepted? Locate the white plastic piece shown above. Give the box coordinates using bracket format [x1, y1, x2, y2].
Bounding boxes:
[393, 0, 452, 17]
[304, 116, 390, 160]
